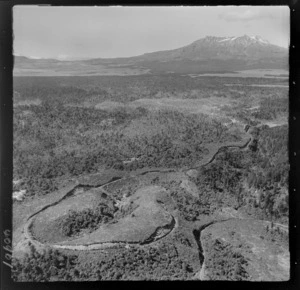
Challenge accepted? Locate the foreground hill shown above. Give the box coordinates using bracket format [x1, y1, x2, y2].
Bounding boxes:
[14, 35, 288, 76]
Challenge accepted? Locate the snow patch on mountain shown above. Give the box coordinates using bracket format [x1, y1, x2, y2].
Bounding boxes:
[216, 35, 269, 45]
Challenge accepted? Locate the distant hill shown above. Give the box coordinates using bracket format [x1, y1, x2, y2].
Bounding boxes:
[14, 35, 288, 76]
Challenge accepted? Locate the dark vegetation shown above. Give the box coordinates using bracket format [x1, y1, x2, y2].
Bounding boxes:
[264, 224, 289, 244]
[14, 75, 287, 104]
[13, 242, 195, 281]
[163, 180, 210, 221]
[251, 96, 288, 120]
[194, 125, 288, 222]
[220, 87, 288, 126]
[14, 77, 241, 197]
[12, 245, 78, 282]
[61, 202, 116, 237]
[245, 125, 288, 221]
[202, 236, 250, 281]
[162, 126, 288, 224]
[73, 243, 194, 280]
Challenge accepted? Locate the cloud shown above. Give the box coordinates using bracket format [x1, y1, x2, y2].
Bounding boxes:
[219, 9, 274, 22]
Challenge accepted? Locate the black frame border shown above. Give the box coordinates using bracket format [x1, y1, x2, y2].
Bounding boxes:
[1, 1, 299, 289]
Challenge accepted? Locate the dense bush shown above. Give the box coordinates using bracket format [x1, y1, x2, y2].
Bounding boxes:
[14, 98, 237, 197]
[252, 96, 288, 120]
[14, 76, 287, 199]
[264, 224, 289, 244]
[74, 242, 196, 280]
[164, 181, 210, 220]
[203, 237, 249, 281]
[194, 125, 288, 221]
[12, 246, 78, 282]
[61, 202, 116, 236]
[13, 242, 195, 281]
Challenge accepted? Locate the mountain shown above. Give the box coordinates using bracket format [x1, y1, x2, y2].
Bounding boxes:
[14, 35, 288, 76]
[134, 35, 287, 61]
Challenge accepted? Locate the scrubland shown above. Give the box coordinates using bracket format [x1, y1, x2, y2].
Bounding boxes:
[12, 73, 289, 281]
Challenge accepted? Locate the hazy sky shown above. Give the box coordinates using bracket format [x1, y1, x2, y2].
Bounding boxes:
[13, 6, 290, 60]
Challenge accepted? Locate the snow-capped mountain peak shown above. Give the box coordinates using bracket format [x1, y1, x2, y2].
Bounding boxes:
[216, 35, 269, 45]
[135, 34, 287, 64]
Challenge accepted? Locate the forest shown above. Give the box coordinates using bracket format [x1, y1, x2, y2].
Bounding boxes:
[12, 240, 195, 281]
[195, 125, 288, 222]
[13, 98, 239, 197]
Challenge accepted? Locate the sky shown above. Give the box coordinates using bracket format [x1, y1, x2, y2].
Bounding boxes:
[13, 6, 290, 60]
